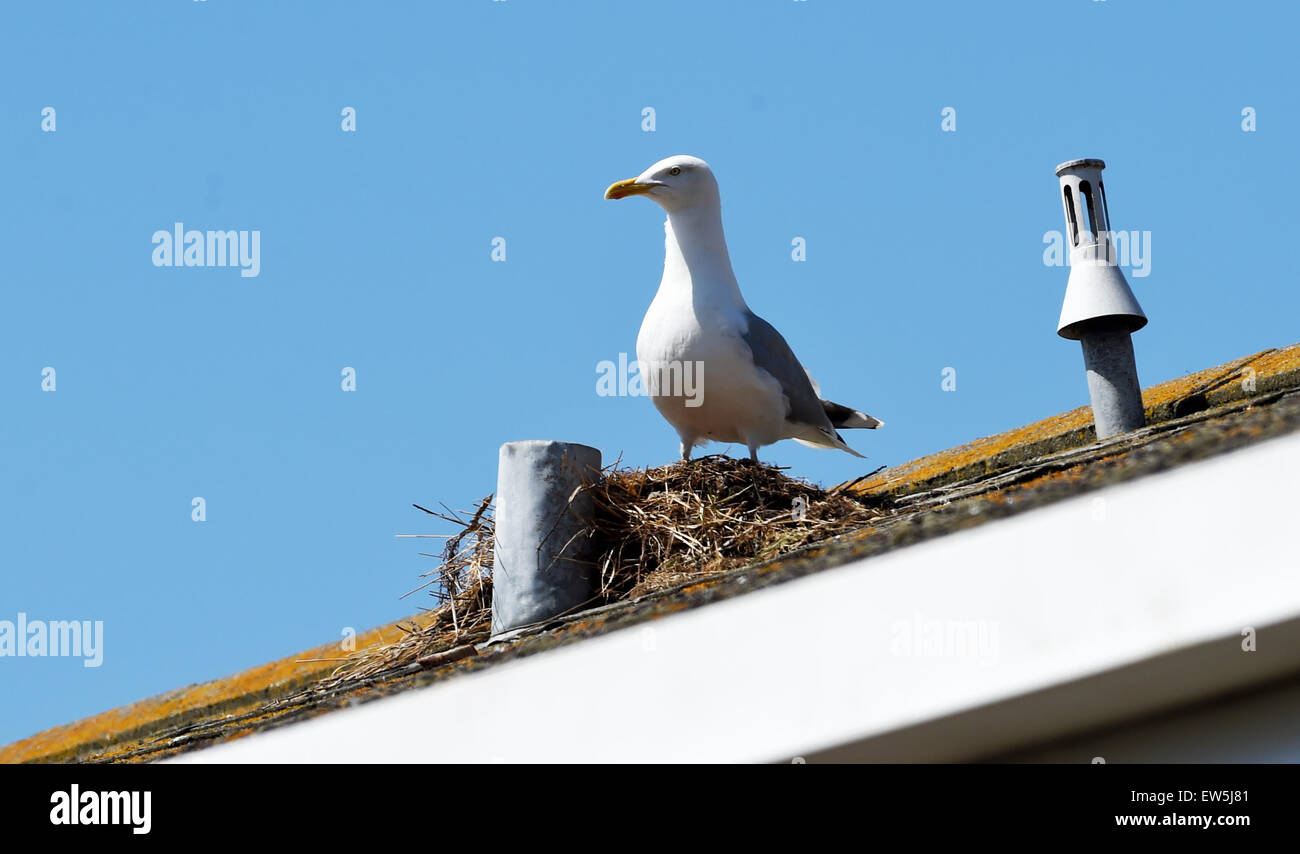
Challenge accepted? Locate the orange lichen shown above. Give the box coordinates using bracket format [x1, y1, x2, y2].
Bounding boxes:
[846, 343, 1300, 497]
[0, 615, 436, 763]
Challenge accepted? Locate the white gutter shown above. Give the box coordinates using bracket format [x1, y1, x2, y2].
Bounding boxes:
[177, 430, 1300, 763]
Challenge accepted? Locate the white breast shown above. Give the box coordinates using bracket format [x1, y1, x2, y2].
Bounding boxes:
[636, 278, 788, 448]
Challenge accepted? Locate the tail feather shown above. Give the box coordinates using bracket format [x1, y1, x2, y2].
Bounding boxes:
[822, 399, 884, 430]
[793, 433, 866, 458]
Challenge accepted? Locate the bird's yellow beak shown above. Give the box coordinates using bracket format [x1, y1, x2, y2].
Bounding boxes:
[604, 178, 655, 200]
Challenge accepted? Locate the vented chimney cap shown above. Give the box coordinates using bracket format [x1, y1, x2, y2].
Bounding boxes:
[1053, 157, 1146, 339]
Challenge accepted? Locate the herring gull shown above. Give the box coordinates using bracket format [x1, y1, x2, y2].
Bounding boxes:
[605, 154, 882, 462]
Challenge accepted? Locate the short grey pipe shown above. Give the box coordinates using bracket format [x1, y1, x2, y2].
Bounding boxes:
[1080, 328, 1145, 439]
[491, 440, 601, 636]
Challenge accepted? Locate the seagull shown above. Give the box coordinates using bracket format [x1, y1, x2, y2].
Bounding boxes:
[605, 154, 883, 463]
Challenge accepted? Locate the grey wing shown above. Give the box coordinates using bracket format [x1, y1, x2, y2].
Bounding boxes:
[740, 310, 837, 433]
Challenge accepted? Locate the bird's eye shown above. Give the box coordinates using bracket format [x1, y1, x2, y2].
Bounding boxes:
[669, 166, 682, 176]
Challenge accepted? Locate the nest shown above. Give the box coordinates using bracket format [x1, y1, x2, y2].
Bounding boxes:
[588, 455, 887, 597]
[291, 456, 889, 699]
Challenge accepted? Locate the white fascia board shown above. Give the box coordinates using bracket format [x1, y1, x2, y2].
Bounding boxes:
[177, 430, 1300, 764]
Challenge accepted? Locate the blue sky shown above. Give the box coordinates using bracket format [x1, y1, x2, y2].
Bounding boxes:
[1, 0, 1295, 745]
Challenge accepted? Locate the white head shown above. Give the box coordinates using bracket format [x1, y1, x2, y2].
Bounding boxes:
[604, 155, 719, 213]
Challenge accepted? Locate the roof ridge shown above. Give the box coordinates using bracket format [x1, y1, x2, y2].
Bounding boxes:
[843, 342, 1300, 498]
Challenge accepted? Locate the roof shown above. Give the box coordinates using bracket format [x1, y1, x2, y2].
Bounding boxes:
[180, 428, 1300, 763]
[5, 342, 1300, 763]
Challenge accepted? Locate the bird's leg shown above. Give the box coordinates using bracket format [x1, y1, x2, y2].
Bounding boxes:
[742, 445, 764, 502]
[680, 439, 693, 462]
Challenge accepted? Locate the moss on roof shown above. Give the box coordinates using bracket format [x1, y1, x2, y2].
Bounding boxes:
[5, 341, 1300, 764]
[0, 618, 439, 764]
[846, 344, 1300, 498]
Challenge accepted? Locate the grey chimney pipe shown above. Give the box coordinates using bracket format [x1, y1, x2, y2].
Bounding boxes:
[1054, 158, 1148, 440]
[491, 440, 601, 637]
